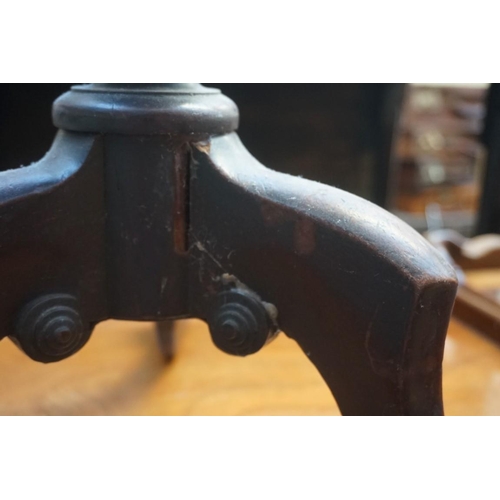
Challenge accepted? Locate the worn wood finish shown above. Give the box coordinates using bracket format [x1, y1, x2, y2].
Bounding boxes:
[0, 84, 458, 415]
[189, 134, 458, 415]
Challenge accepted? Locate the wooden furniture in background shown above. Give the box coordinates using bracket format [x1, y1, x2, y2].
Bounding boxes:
[393, 84, 488, 234]
[0, 84, 457, 415]
[427, 229, 500, 345]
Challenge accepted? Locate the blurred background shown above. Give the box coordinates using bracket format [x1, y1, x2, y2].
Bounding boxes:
[0, 83, 490, 235]
[1, 83, 500, 416]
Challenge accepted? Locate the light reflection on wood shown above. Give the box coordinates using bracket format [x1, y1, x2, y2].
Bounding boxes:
[1, 315, 500, 416]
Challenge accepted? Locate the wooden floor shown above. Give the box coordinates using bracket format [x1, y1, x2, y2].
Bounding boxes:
[1, 312, 500, 415]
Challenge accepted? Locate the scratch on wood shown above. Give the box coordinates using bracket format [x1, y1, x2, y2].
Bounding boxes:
[194, 239, 225, 271]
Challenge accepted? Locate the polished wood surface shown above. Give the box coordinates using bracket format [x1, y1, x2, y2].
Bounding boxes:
[0, 311, 500, 415]
[466, 268, 500, 290]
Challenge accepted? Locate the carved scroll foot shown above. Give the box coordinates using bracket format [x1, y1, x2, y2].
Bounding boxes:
[187, 134, 458, 415]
